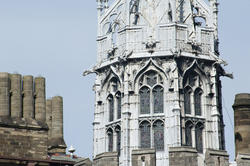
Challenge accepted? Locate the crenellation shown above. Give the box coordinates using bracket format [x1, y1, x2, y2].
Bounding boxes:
[10, 73, 22, 118]
[22, 75, 35, 119]
[34, 76, 46, 122]
[0, 72, 10, 117]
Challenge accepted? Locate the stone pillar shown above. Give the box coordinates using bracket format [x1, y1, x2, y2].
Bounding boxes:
[49, 96, 66, 154]
[10, 74, 22, 118]
[46, 99, 52, 140]
[34, 77, 46, 122]
[23, 75, 34, 119]
[233, 93, 250, 156]
[0, 72, 10, 116]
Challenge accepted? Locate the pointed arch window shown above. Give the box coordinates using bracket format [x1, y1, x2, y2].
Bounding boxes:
[153, 120, 164, 151]
[107, 129, 113, 152]
[185, 121, 193, 146]
[116, 92, 122, 119]
[140, 121, 151, 148]
[184, 87, 192, 114]
[108, 95, 114, 122]
[194, 88, 202, 116]
[115, 126, 121, 155]
[153, 86, 164, 113]
[140, 87, 150, 114]
[195, 122, 204, 153]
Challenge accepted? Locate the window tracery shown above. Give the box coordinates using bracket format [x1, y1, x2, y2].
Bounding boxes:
[139, 70, 164, 115]
[115, 126, 121, 155]
[184, 87, 192, 115]
[194, 88, 202, 116]
[185, 121, 193, 146]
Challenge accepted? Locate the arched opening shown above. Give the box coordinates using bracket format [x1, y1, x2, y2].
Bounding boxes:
[153, 85, 164, 113]
[194, 88, 202, 116]
[185, 121, 193, 146]
[195, 122, 204, 153]
[153, 120, 164, 151]
[139, 86, 150, 114]
[184, 86, 192, 115]
[194, 16, 206, 27]
[107, 128, 113, 152]
[116, 91, 122, 119]
[140, 121, 151, 148]
[108, 95, 114, 122]
[115, 126, 121, 155]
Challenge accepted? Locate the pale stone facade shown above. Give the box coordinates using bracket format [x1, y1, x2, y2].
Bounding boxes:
[84, 0, 234, 165]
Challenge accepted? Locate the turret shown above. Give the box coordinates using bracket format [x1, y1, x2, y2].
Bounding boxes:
[10, 74, 22, 118]
[22, 75, 34, 119]
[48, 96, 66, 154]
[0, 72, 10, 116]
[233, 93, 250, 156]
[34, 77, 46, 122]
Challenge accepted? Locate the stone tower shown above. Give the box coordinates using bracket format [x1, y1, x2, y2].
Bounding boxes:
[84, 0, 232, 165]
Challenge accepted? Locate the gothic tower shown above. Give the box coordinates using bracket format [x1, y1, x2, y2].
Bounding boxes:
[84, 0, 231, 165]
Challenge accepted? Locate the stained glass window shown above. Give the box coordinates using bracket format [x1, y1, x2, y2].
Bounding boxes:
[153, 120, 164, 151]
[107, 129, 113, 152]
[185, 121, 193, 146]
[194, 88, 202, 116]
[116, 127, 121, 155]
[184, 87, 191, 114]
[195, 123, 204, 153]
[140, 87, 150, 114]
[140, 121, 151, 148]
[153, 86, 164, 113]
[108, 95, 114, 122]
[117, 92, 122, 119]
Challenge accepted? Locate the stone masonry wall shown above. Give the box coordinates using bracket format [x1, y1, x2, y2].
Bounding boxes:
[0, 126, 48, 159]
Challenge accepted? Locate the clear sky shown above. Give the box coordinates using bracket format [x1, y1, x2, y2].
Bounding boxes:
[0, 0, 249, 161]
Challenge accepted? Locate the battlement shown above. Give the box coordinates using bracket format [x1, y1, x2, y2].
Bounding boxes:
[0, 72, 66, 159]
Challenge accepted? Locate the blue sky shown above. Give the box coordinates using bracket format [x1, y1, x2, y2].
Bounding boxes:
[0, 0, 249, 161]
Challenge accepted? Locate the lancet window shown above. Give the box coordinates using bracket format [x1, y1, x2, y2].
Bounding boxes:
[139, 70, 164, 115]
[107, 128, 113, 152]
[139, 120, 165, 151]
[153, 120, 164, 151]
[140, 121, 151, 148]
[115, 126, 121, 155]
[107, 77, 122, 122]
[183, 71, 203, 116]
[185, 121, 193, 146]
[195, 122, 204, 153]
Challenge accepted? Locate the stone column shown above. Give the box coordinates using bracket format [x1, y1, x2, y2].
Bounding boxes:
[233, 93, 250, 156]
[34, 77, 46, 122]
[10, 74, 22, 118]
[23, 75, 34, 119]
[0, 72, 10, 116]
[46, 99, 52, 140]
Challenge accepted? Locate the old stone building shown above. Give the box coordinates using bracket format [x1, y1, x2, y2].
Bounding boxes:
[83, 0, 235, 165]
[0, 72, 87, 166]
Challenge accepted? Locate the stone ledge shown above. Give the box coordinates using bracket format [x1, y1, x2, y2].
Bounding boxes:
[94, 152, 118, 160]
[169, 146, 197, 153]
[0, 116, 48, 131]
[132, 148, 156, 155]
[206, 149, 229, 157]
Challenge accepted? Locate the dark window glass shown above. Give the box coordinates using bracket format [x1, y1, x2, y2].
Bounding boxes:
[153, 86, 164, 113]
[108, 95, 114, 122]
[153, 121, 164, 151]
[195, 123, 204, 153]
[116, 128, 121, 155]
[108, 129, 113, 152]
[185, 121, 193, 146]
[140, 121, 151, 148]
[146, 71, 157, 87]
[117, 93, 121, 119]
[140, 87, 150, 114]
[184, 88, 191, 114]
[194, 89, 202, 116]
